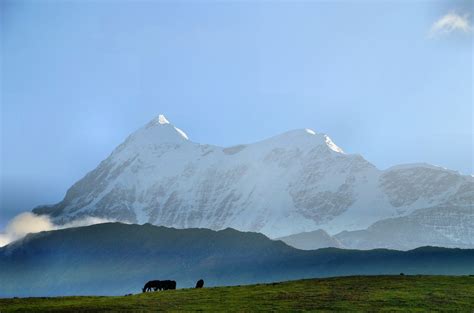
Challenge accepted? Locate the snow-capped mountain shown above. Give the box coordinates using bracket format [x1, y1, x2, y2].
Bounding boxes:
[33, 115, 474, 248]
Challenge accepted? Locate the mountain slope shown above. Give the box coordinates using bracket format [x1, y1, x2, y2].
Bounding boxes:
[277, 229, 343, 250]
[1, 223, 473, 297]
[335, 204, 474, 250]
[280, 204, 474, 251]
[33, 115, 473, 246]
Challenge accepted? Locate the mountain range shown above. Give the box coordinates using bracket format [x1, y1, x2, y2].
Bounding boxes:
[1, 223, 473, 297]
[33, 114, 473, 249]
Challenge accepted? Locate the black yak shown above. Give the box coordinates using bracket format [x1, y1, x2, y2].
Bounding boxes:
[161, 280, 176, 290]
[195, 279, 204, 288]
[142, 280, 161, 293]
[142, 279, 176, 292]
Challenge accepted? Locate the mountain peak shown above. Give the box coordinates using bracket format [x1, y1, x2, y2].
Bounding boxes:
[157, 114, 170, 125]
[141, 114, 189, 140]
[147, 114, 171, 127]
[263, 129, 345, 154]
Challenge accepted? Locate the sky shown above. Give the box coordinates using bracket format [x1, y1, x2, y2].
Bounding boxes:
[0, 0, 472, 227]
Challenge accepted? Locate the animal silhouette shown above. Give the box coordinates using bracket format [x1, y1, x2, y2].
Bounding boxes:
[195, 279, 204, 288]
[161, 280, 176, 290]
[142, 280, 161, 293]
[142, 279, 176, 292]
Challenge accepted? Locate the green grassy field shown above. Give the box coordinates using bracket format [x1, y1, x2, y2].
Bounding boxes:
[1, 275, 473, 312]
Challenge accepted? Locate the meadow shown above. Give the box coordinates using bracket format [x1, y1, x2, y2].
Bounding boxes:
[1, 275, 473, 312]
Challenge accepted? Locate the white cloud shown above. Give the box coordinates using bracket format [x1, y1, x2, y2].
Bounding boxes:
[0, 213, 54, 247]
[0, 212, 115, 247]
[429, 11, 472, 37]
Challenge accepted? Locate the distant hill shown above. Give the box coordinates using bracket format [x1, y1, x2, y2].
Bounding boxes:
[1, 223, 473, 297]
[277, 229, 343, 250]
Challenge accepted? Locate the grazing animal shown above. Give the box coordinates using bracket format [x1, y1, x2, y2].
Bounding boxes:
[142, 279, 176, 292]
[142, 280, 161, 293]
[161, 280, 177, 290]
[195, 279, 204, 288]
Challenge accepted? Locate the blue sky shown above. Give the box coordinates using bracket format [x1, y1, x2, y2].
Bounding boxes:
[1, 0, 472, 226]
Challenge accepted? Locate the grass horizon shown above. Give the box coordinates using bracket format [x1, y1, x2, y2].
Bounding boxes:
[1, 275, 473, 312]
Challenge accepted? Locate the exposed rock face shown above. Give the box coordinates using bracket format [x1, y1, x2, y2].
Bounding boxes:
[33, 115, 473, 247]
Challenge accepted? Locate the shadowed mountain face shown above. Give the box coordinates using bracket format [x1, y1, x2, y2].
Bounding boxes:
[32, 115, 474, 248]
[1, 223, 473, 297]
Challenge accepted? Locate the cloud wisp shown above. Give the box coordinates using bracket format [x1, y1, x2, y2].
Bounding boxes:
[0, 212, 116, 247]
[429, 11, 472, 37]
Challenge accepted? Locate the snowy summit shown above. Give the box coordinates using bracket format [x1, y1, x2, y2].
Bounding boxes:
[158, 114, 170, 124]
[33, 115, 473, 249]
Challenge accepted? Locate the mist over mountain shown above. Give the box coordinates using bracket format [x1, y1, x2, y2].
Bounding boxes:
[32, 115, 473, 249]
[1, 223, 473, 297]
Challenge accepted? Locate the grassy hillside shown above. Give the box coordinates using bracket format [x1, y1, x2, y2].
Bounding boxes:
[1, 276, 473, 312]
